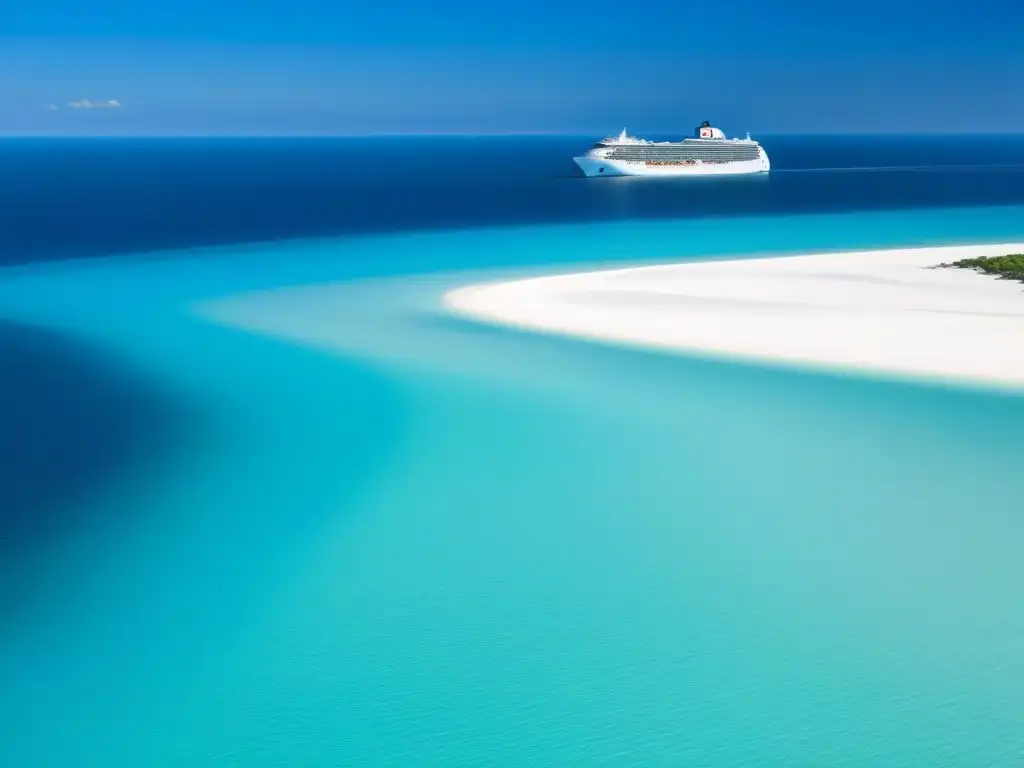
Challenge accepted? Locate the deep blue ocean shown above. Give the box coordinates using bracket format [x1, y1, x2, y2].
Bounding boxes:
[5, 134, 1024, 264]
[2, 135, 1024, 766]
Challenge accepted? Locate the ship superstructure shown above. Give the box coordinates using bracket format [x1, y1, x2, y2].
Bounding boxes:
[573, 121, 770, 177]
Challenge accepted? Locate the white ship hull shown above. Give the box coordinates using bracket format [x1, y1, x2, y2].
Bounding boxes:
[573, 150, 770, 178]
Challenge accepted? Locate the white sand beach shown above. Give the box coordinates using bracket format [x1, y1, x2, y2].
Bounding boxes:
[444, 244, 1024, 390]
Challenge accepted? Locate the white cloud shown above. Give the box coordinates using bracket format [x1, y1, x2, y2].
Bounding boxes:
[67, 99, 122, 109]
[44, 103, 59, 111]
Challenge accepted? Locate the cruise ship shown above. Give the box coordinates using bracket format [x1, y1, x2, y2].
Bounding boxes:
[573, 121, 770, 177]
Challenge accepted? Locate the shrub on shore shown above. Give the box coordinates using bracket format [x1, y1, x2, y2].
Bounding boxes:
[938, 254, 1024, 284]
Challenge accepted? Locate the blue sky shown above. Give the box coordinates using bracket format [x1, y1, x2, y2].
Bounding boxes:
[1, 0, 1021, 135]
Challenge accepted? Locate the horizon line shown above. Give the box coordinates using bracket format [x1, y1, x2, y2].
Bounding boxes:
[2, 129, 1024, 139]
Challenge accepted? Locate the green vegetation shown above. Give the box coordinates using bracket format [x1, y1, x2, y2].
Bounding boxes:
[937, 254, 1024, 284]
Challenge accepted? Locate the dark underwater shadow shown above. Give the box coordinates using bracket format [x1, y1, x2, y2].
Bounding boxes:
[0, 319, 189, 574]
[0, 313, 411, 666]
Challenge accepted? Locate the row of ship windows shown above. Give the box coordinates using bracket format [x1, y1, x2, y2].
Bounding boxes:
[605, 147, 758, 153]
[606, 149, 761, 154]
[640, 160, 745, 165]
[614, 159, 760, 165]
[607, 153, 760, 160]
[606, 147, 758, 153]
[606, 148, 760, 153]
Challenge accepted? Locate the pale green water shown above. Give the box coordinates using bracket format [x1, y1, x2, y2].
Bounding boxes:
[2, 208, 1024, 766]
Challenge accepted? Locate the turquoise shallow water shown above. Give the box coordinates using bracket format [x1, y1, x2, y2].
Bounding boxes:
[2, 207, 1024, 766]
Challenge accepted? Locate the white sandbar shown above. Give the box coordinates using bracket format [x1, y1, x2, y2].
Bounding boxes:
[444, 244, 1024, 390]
